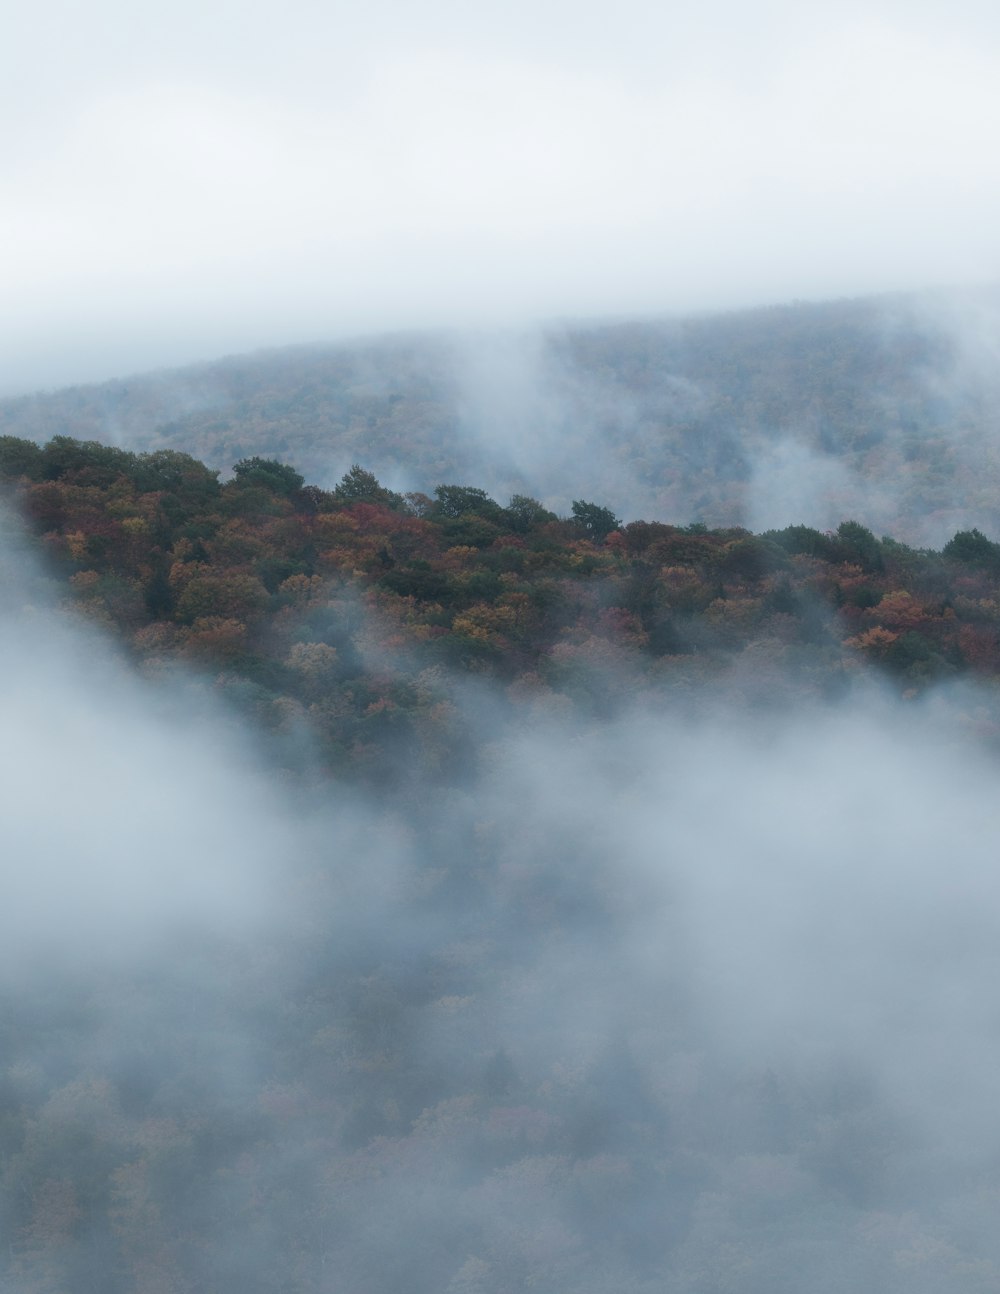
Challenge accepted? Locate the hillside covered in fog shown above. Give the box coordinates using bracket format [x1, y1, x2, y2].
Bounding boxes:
[11, 0, 1000, 1284]
[7, 303, 1000, 1293]
[4, 287, 1000, 548]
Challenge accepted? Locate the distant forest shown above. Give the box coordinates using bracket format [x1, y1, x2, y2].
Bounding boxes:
[3, 289, 1000, 547]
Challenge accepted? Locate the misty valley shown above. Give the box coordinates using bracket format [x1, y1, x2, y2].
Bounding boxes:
[6, 298, 1000, 1292]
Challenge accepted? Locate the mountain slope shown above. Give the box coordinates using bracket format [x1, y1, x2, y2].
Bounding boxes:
[2, 287, 998, 545]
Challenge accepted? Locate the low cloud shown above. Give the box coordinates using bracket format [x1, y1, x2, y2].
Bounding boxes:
[5, 499, 1000, 1286]
[5, 2, 1000, 390]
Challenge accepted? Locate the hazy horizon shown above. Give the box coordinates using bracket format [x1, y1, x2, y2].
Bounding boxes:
[3, 279, 998, 402]
[5, 0, 1000, 392]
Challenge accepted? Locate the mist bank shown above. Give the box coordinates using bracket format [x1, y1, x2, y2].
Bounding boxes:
[4, 524, 1000, 1290]
[5, 373, 1000, 1287]
[4, 286, 1000, 547]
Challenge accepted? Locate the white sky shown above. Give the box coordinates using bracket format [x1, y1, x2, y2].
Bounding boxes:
[3, 0, 1000, 392]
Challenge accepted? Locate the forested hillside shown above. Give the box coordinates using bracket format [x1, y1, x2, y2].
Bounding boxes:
[3, 288, 1000, 547]
[5, 434, 1000, 1290]
[4, 433, 1000, 785]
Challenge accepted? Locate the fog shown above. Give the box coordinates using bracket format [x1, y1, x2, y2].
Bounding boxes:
[442, 288, 1000, 546]
[6, 1, 1000, 1284]
[5, 0, 1000, 392]
[0, 505, 299, 979]
[5, 480, 1000, 1289]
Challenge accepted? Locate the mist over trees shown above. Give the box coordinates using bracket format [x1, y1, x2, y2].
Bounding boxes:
[5, 287, 1000, 548]
[8, 0, 1000, 1277]
[5, 295, 1000, 1291]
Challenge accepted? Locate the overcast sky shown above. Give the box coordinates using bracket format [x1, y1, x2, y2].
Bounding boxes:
[4, 0, 1000, 392]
